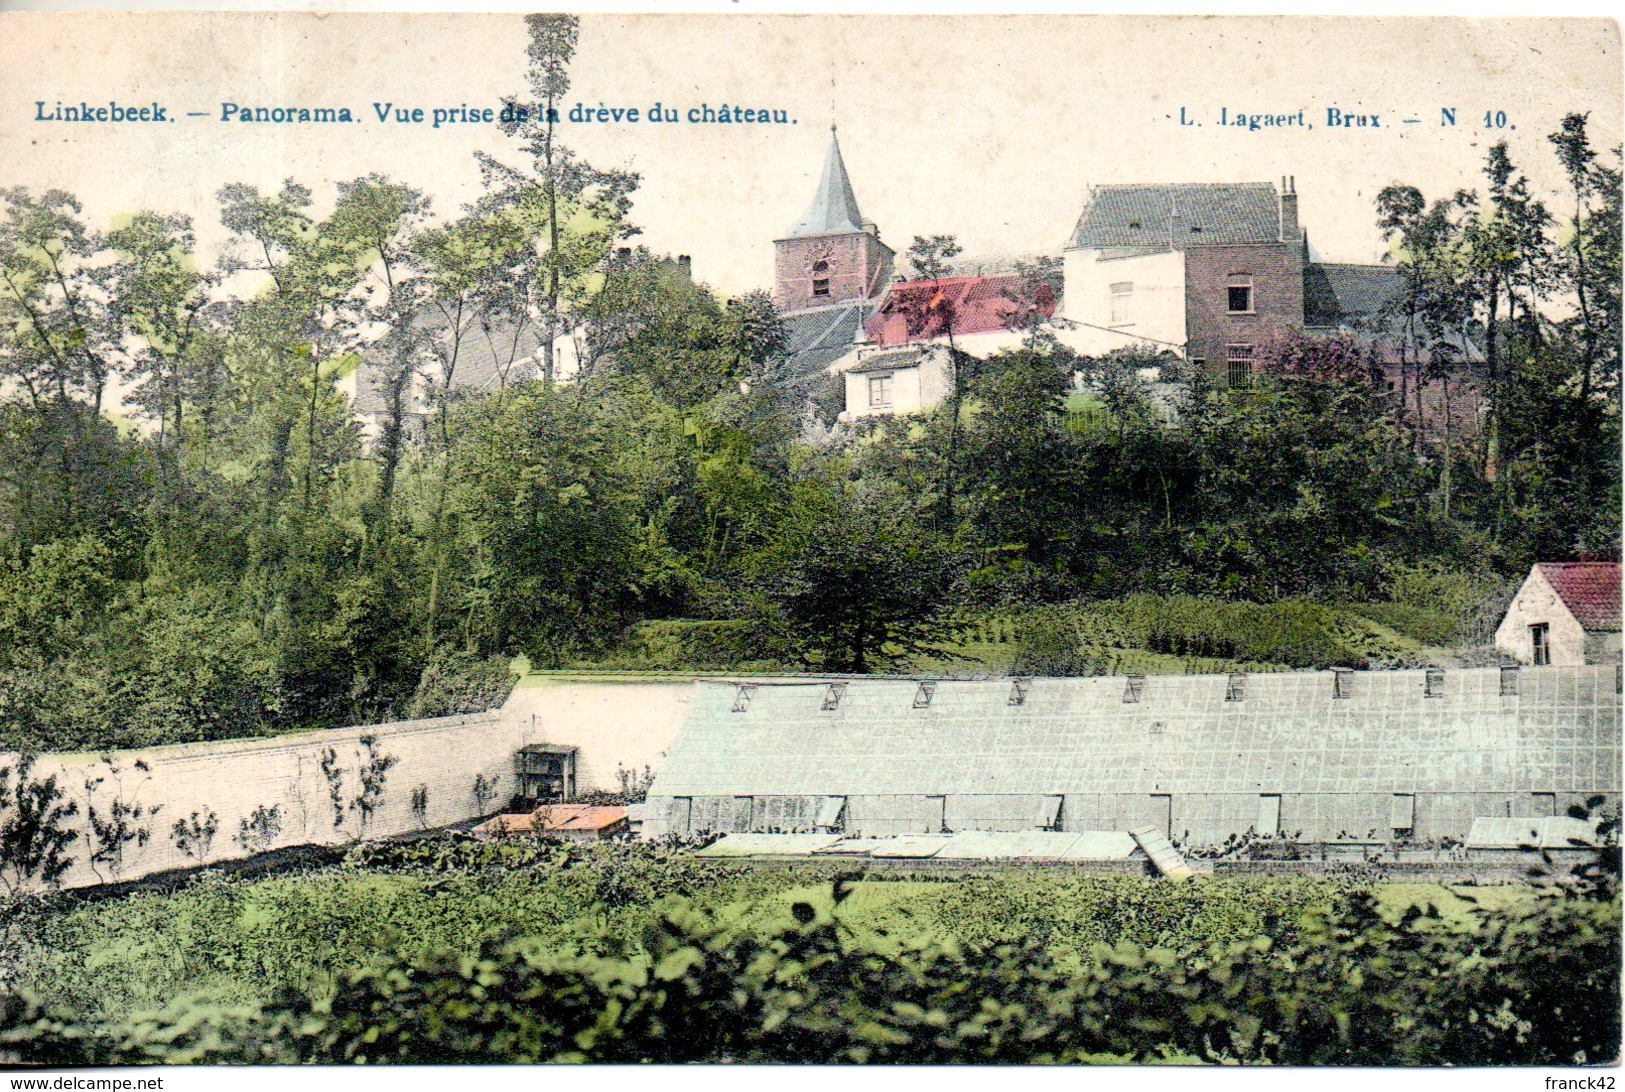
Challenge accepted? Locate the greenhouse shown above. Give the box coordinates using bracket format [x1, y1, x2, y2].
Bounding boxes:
[641, 664, 1622, 845]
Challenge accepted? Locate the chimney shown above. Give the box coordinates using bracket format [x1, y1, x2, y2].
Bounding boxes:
[677, 254, 692, 279]
[1279, 175, 1299, 243]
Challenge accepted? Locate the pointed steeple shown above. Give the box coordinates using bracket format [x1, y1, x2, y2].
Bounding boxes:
[784, 127, 866, 238]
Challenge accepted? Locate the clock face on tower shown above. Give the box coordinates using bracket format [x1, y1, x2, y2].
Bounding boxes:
[807, 243, 835, 273]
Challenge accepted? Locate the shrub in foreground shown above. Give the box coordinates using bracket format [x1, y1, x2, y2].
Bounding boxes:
[1, 876, 1617, 1066]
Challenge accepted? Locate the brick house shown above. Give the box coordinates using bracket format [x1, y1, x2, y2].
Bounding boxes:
[1062, 178, 1483, 410]
[1495, 561, 1623, 667]
[1062, 180, 1307, 383]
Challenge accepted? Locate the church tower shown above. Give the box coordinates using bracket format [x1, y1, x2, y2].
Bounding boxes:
[773, 129, 894, 314]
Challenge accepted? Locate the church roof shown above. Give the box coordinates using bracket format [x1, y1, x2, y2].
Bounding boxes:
[783, 130, 868, 239]
[777, 301, 873, 388]
[1070, 182, 1284, 250]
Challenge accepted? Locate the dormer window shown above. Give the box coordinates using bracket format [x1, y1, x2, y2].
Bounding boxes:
[1227, 275, 1254, 314]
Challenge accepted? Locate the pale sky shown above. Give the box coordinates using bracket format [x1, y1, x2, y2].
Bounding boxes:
[1, 13, 1620, 297]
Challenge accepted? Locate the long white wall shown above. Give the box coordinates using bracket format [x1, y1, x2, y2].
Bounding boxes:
[7, 677, 698, 891]
[9, 712, 518, 891]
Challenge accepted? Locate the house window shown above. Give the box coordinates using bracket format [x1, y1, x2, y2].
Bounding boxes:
[1424, 668, 1445, 698]
[1008, 678, 1030, 707]
[1109, 281, 1133, 324]
[913, 681, 936, 709]
[1530, 623, 1551, 666]
[868, 374, 894, 408]
[1226, 344, 1254, 389]
[1227, 275, 1253, 314]
[821, 682, 847, 711]
[731, 684, 756, 712]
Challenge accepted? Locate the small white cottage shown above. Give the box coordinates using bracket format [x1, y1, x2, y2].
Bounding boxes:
[1495, 561, 1622, 667]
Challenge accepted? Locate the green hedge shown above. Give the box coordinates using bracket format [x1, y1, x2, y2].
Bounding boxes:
[2, 876, 1617, 1065]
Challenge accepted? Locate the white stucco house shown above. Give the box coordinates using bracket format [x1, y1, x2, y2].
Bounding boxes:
[1495, 561, 1622, 667]
[838, 344, 956, 421]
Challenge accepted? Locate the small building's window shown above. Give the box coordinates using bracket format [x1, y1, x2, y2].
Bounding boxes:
[1227, 275, 1253, 314]
[731, 684, 756, 713]
[1424, 668, 1445, 698]
[868, 374, 894, 408]
[1226, 344, 1254, 389]
[1332, 668, 1353, 700]
[1225, 673, 1247, 702]
[1529, 623, 1551, 666]
[1499, 665, 1520, 696]
[1008, 678, 1030, 707]
[912, 681, 936, 709]
[1123, 674, 1145, 703]
[1109, 281, 1133, 324]
[821, 682, 847, 711]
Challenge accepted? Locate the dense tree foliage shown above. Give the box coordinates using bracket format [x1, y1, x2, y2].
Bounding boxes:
[0, 65, 1618, 750]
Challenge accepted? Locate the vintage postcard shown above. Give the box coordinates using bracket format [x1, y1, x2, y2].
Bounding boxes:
[0, 10, 1620, 1074]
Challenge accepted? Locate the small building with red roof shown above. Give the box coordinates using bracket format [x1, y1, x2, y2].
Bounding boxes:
[1495, 561, 1622, 667]
[472, 804, 629, 842]
[864, 274, 1056, 350]
[835, 274, 1057, 420]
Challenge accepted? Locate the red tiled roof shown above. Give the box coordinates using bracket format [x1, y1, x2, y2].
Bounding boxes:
[479, 805, 628, 835]
[1538, 561, 1621, 631]
[865, 274, 1055, 347]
